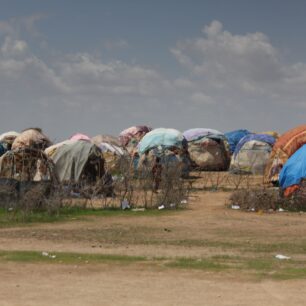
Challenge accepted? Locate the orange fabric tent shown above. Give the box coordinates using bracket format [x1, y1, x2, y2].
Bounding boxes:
[264, 125, 306, 183]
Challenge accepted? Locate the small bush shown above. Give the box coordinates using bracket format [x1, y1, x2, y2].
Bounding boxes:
[229, 187, 306, 212]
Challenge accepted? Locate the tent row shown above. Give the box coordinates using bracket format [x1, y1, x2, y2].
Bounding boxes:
[0, 127, 281, 185]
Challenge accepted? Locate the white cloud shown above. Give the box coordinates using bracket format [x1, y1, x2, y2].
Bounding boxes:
[1, 36, 28, 56]
[1, 18, 306, 138]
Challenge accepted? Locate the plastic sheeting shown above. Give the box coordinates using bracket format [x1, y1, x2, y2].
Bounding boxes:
[224, 129, 251, 153]
[119, 126, 151, 147]
[50, 141, 103, 183]
[183, 128, 224, 142]
[138, 128, 184, 154]
[279, 144, 306, 190]
[98, 142, 124, 155]
[92, 134, 121, 147]
[12, 129, 52, 150]
[70, 133, 91, 142]
[0, 131, 19, 144]
[234, 134, 276, 158]
[264, 125, 306, 183]
[188, 137, 230, 171]
[230, 140, 273, 175]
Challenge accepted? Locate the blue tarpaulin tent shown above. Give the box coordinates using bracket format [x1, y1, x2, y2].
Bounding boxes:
[225, 129, 251, 153]
[234, 134, 276, 158]
[279, 144, 306, 189]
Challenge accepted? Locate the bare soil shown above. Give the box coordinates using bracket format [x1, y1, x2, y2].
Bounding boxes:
[1, 182, 306, 305]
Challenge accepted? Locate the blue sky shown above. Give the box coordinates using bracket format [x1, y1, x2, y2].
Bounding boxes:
[0, 0, 306, 140]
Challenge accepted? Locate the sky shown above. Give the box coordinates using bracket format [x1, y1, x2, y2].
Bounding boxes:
[0, 0, 306, 141]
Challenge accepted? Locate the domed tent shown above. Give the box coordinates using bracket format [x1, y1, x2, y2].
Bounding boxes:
[137, 128, 189, 178]
[0, 131, 19, 150]
[47, 141, 106, 184]
[224, 129, 251, 154]
[230, 134, 276, 175]
[279, 144, 306, 197]
[119, 126, 151, 154]
[12, 128, 52, 150]
[183, 128, 230, 171]
[92, 134, 127, 173]
[0, 147, 55, 182]
[264, 125, 306, 184]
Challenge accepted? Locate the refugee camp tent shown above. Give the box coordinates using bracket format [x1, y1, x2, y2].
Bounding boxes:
[48, 141, 105, 184]
[279, 144, 306, 197]
[12, 128, 52, 150]
[70, 133, 91, 142]
[119, 126, 151, 154]
[259, 131, 279, 139]
[183, 128, 230, 171]
[92, 135, 121, 147]
[224, 129, 251, 154]
[0, 131, 19, 148]
[139, 128, 185, 154]
[264, 125, 306, 184]
[230, 134, 276, 175]
[137, 128, 189, 177]
[0, 147, 54, 182]
[91, 135, 127, 173]
[45, 140, 77, 158]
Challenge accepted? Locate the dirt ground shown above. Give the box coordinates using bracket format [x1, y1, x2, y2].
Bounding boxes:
[1, 183, 306, 305]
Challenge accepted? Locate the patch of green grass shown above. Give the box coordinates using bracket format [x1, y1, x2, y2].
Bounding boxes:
[0, 206, 178, 227]
[0, 250, 146, 264]
[1, 250, 306, 280]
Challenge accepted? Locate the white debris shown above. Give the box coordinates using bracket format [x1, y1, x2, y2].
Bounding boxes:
[121, 199, 130, 210]
[231, 205, 240, 210]
[180, 200, 188, 204]
[275, 254, 291, 260]
[131, 208, 146, 212]
[278, 208, 286, 212]
[158, 205, 165, 210]
[42, 252, 49, 257]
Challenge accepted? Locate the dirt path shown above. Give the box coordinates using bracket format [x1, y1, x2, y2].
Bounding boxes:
[1, 190, 306, 305]
[1, 262, 306, 306]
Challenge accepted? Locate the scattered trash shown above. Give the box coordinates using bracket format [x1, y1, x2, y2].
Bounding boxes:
[158, 205, 165, 210]
[121, 199, 130, 210]
[42, 252, 56, 259]
[8, 207, 13, 212]
[278, 208, 286, 212]
[275, 254, 291, 260]
[131, 208, 146, 212]
[180, 199, 188, 204]
[231, 205, 240, 210]
[170, 203, 176, 208]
